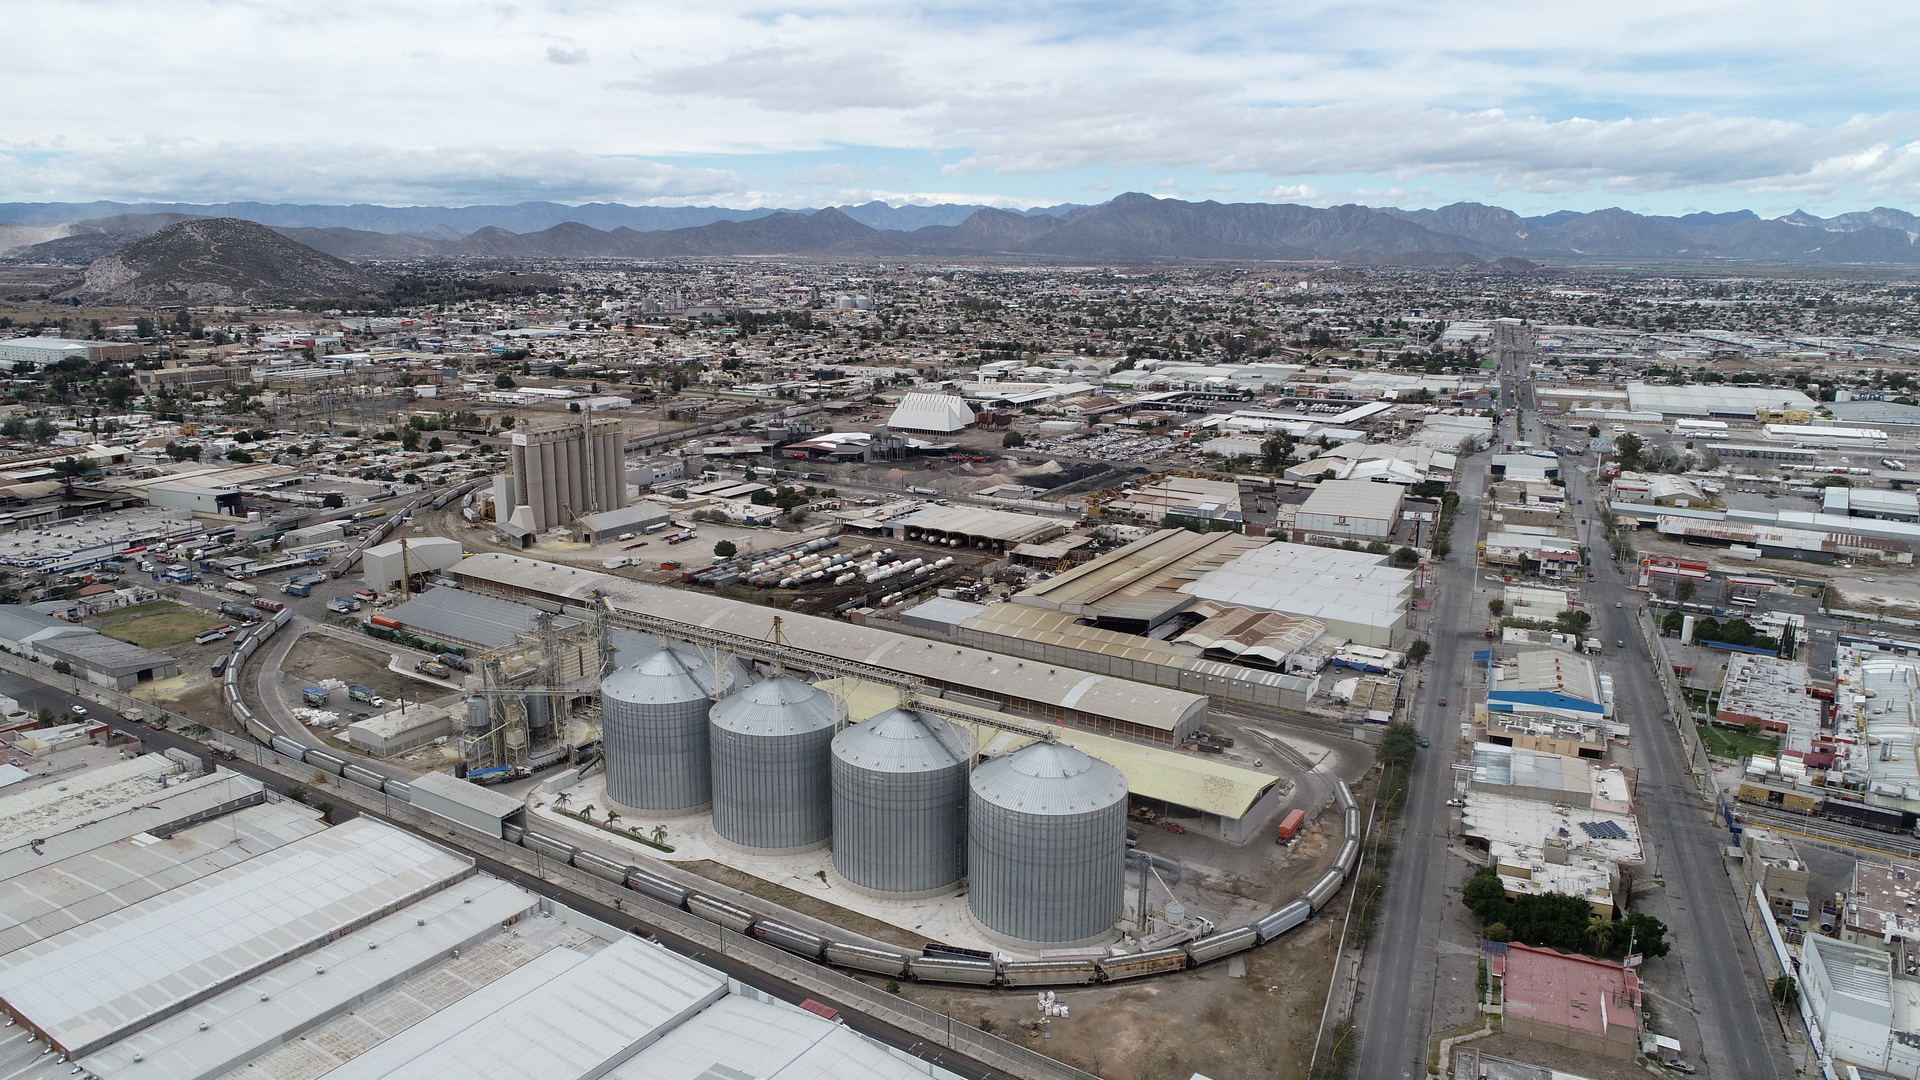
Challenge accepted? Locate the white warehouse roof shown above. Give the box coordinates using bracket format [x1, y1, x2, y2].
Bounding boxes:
[320, 935, 728, 1080]
[1179, 542, 1412, 647]
[0, 818, 474, 1057]
[885, 392, 975, 433]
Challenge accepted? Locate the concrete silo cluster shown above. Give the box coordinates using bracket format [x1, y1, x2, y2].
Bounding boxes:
[599, 646, 1130, 946]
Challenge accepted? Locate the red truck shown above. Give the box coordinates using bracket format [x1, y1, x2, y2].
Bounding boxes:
[1275, 808, 1306, 843]
[251, 597, 286, 614]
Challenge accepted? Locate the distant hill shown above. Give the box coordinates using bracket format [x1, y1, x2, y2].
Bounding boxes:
[58, 217, 384, 304]
[9, 195, 1920, 267]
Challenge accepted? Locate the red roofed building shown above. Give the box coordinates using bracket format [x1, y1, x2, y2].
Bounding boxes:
[1499, 943, 1642, 1058]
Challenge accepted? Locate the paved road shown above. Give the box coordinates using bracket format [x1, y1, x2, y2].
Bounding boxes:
[1571, 466, 1785, 1080]
[1352, 446, 1491, 1079]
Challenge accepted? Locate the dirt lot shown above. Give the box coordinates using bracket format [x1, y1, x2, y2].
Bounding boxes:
[95, 604, 221, 649]
[280, 635, 416, 705]
[889, 907, 1343, 1080]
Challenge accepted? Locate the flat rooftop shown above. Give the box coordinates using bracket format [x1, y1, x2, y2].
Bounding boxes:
[0, 818, 474, 1056]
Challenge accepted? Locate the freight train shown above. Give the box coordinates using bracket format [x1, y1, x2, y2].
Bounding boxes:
[227, 629, 1362, 986]
[1735, 781, 1920, 834]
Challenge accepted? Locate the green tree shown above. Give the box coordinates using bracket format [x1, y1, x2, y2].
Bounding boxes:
[1390, 545, 1419, 568]
[399, 426, 421, 452]
[165, 441, 201, 462]
[1675, 578, 1696, 604]
[713, 540, 737, 559]
[1462, 866, 1508, 921]
[1260, 433, 1295, 472]
[50, 660, 71, 675]
[1772, 975, 1798, 1007]
[226, 448, 254, 463]
[1613, 432, 1644, 470]
[50, 456, 96, 478]
[1379, 723, 1420, 770]
[27, 419, 56, 444]
[1623, 912, 1670, 957]
[1488, 597, 1505, 617]
[1405, 638, 1430, 663]
[494, 373, 517, 389]
[1001, 430, 1025, 448]
[427, 436, 443, 452]
[322, 492, 345, 508]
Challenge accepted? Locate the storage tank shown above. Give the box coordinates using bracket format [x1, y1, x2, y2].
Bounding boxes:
[602, 649, 713, 814]
[609, 629, 749, 695]
[709, 676, 839, 853]
[464, 695, 490, 731]
[968, 741, 1127, 946]
[830, 707, 968, 897]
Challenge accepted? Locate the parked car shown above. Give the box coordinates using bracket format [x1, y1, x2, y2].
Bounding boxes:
[1664, 1061, 1697, 1075]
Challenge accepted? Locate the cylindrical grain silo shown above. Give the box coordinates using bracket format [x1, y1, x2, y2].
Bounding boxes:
[464, 695, 490, 732]
[709, 675, 839, 853]
[830, 707, 968, 898]
[609, 629, 750, 696]
[968, 741, 1128, 946]
[602, 649, 713, 814]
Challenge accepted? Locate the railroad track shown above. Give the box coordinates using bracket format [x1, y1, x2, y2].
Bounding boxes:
[1735, 803, 1920, 860]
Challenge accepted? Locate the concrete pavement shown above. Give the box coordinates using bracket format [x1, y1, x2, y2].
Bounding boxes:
[1353, 450, 1491, 1079]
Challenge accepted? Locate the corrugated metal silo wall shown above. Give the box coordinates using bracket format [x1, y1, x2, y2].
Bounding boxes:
[604, 692, 714, 812]
[830, 753, 968, 895]
[969, 794, 1127, 943]
[712, 724, 834, 850]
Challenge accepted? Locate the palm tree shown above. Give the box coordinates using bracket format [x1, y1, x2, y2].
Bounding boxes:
[580, 804, 595, 820]
[554, 791, 571, 809]
[605, 810, 621, 828]
[1585, 916, 1621, 957]
[651, 825, 668, 846]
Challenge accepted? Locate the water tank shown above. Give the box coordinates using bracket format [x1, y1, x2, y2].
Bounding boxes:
[831, 708, 968, 897]
[968, 741, 1127, 945]
[709, 676, 838, 853]
[602, 650, 713, 814]
[464, 695, 489, 731]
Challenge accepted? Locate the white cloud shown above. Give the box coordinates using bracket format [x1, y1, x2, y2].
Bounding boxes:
[2, 0, 1919, 209]
[0, 143, 746, 206]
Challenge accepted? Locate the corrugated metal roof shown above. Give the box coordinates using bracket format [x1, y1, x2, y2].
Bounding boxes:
[0, 818, 473, 1057]
[385, 587, 577, 649]
[321, 936, 728, 1080]
[0, 800, 324, 958]
[821, 678, 1279, 819]
[450, 554, 1210, 734]
[74, 878, 539, 1080]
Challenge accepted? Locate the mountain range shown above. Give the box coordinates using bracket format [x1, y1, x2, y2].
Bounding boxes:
[55, 218, 382, 305]
[4, 193, 1920, 266]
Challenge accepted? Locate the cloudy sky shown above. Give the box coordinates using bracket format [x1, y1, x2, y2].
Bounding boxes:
[4, 0, 1917, 215]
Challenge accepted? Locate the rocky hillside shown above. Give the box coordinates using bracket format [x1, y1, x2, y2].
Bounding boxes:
[58, 217, 383, 304]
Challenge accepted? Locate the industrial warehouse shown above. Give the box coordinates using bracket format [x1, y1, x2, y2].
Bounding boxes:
[0, 749, 976, 1080]
[270, 547, 1368, 959]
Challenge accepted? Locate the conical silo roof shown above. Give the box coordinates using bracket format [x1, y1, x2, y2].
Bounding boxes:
[971, 742, 1127, 815]
[832, 707, 967, 773]
[602, 648, 705, 706]
[710, 675, 837, 736]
